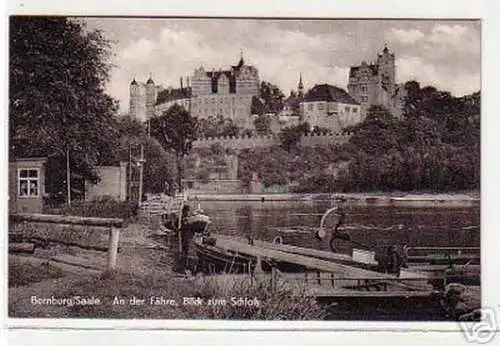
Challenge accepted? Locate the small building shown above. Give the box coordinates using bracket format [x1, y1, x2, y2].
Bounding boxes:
[9, 157, 47, 214]
[85, 163, 128, 202]
[300, 84, 362, 132]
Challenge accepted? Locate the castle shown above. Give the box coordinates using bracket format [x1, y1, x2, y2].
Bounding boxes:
[347, 45, 405, 118]
[129, 45, 405, 135]
[129, 54, 259, 129]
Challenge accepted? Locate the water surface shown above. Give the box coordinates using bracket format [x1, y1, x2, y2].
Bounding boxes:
[197, 200, 480, 253]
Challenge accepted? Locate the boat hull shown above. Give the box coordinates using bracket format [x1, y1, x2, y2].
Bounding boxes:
[192, 237, 308, 274]
[192, 239, 257, 274]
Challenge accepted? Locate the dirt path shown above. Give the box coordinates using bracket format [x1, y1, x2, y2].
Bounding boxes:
[8, 222, 180, 318]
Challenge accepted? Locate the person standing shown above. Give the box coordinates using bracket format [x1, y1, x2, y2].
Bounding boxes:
[178, 204, 194, 271]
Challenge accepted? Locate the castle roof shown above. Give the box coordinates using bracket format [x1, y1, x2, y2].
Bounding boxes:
[195, 56, 258, 94]
[304, 84, 360, 105]
[146, 76, 155, 85]
[232, 56, 245, 69]
[206, 70, 237, 93]
[156, 87, 192, 105]
[349, 64, 379, 78]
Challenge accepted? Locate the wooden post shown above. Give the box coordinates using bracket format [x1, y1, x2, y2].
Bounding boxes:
[271, 265, 277, 293]
[107, 227, 120, 271]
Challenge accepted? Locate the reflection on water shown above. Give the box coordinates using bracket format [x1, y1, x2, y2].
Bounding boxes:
[198, 200, 480, 253]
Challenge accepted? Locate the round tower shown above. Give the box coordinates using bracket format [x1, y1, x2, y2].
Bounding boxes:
[129, 77, 140, 119]
[145, 74, 156, 120]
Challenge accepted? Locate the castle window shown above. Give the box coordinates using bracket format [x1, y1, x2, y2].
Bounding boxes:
[318, 103, 324, 110]
[352, 108, 358, 113]
[345, 106, 350, 112]
[18, 168, 39, 197]
[361, 96, 368, 103]
[308, 104, 313, 111]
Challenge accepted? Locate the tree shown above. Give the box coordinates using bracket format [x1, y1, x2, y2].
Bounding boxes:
[197, 115, 241, 138]
[253, 114, 272, 135]
[347, 105, 400, 156]
[259, 81, 285, 114]
[9, 17, 118, 204]
[150, 104, 198, 192]
[279, 122, 310, 151]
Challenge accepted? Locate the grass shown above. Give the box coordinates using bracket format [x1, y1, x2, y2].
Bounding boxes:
[9, 258, 65, 288]
[9, 262, 328, 320]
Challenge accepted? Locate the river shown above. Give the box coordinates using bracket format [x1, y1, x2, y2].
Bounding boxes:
[197, 200, 480, 253]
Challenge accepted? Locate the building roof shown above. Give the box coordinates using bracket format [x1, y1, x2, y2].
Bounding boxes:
[156, 87, 192, 105]
[304, 84, 360, 105]
[231, 57, 245, 69]
[197, 56, 257, 94]
[206, 70, 237, 93]
[349, 63, 379, 78]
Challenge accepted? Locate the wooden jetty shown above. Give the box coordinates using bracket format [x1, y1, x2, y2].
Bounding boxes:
[193, 234, 432, 292]
[191, 233, 480, 319]
[211, 235, 428, 280]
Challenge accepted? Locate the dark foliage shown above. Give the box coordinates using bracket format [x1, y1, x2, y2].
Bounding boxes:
[9, 17, 119, 200]
[60, 195, 138, 220]
[334, 82, 480, 192]
[150, 104, 198, 191]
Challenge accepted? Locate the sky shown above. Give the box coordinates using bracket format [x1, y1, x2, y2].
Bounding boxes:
[84, 18, 481, 114]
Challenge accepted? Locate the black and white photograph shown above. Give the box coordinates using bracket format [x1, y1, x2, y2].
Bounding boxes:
[7, 15, 483, 326]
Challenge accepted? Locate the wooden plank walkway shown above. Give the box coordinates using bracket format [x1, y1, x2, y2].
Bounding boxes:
[212, 235, 405, 280]
[216, 235, 429, 281]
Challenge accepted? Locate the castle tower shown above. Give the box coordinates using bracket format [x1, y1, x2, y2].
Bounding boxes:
[298, 73, 304, 97]
[145, 73, 156, 120]
[376, 44, 396, 96]
[129, 77, 140, 119]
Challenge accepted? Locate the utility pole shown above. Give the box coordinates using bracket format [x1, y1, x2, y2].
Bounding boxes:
[137, 144, 145, 205]
[128, 145, 132, 200]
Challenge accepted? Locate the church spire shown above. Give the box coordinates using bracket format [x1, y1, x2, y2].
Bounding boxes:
[237, 48, 245, 67]
[298, 73, 304, 97]
[146, 72, 154, 85]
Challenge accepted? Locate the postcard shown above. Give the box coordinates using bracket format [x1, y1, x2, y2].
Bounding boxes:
[3, 3, 496, 345]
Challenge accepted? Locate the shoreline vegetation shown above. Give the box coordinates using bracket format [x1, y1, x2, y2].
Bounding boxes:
[185, 191, 480, 206]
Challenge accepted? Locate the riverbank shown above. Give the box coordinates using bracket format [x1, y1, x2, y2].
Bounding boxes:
[8, 224, 326, 320]
[187, 191, 480, 207]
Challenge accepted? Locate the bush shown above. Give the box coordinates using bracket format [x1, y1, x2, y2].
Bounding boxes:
[60, 196, 138, 220]
[190, 275, 328, 320]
